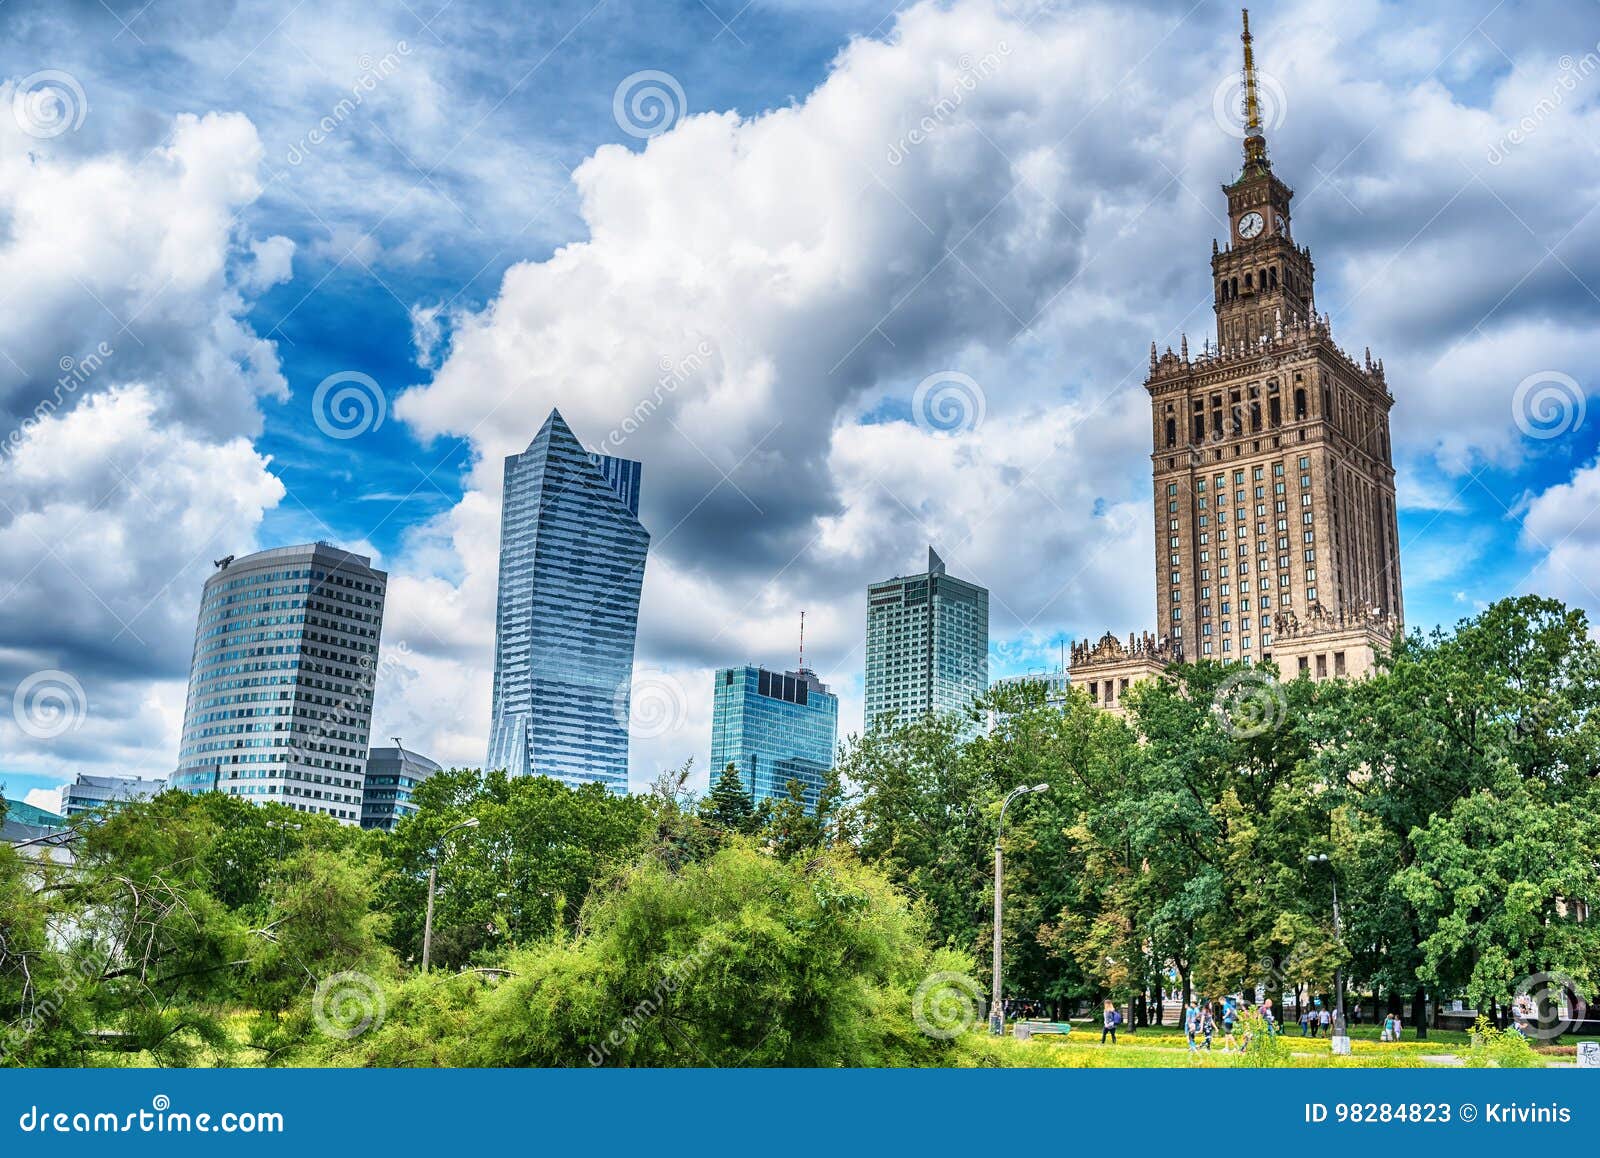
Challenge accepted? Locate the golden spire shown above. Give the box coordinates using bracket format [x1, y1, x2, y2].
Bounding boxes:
[1240, 8, 1268, 168]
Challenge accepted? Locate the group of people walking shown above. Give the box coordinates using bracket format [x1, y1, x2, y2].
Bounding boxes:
[1098, 996, 1283, 1051]
[1297, 1004, 1334, 1036]
[1089, 996, 1408, 1048]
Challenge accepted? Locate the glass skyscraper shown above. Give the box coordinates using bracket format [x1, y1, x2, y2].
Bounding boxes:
[172, 542, 387, 825]
[864, 546, 989, 730]
[486, 409, 649, 792]
[709, 666, 838, 810]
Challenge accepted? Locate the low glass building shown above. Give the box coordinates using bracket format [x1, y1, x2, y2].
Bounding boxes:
[709, 666, 838, 810]
[361, 746, 443, 831]
[59, 773, 166, 817]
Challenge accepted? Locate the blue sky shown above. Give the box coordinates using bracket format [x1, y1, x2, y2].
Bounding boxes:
[2, 0, 1598, 807]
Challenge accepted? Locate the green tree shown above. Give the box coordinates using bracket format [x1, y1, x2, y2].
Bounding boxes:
[379, 770, 651, 969]
[701, 762, 756, 834]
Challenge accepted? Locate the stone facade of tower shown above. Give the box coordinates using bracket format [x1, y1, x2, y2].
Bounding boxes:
[1071, 12, 1402, 701]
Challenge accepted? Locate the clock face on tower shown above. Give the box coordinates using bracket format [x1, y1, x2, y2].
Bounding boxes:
[1237, 211, 1264, 240]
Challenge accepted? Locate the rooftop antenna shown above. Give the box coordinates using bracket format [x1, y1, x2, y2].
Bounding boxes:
[798, 610, 806, 671]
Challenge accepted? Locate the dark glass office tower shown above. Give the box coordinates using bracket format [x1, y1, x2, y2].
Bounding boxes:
[485, 409, 649, 791]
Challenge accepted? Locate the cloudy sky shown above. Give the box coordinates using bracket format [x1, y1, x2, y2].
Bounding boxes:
[2, 0, 1597, 808]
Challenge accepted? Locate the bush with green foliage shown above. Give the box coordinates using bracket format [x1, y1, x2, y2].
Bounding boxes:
[1463, 1017, 1545, 1069]
[328, 841, 975, 1067]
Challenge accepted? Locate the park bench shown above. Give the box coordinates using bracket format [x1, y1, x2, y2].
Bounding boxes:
[1012, 1020, 1072, 1041]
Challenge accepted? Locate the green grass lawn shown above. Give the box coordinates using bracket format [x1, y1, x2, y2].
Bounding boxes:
[970, 1020, 1599, 1069]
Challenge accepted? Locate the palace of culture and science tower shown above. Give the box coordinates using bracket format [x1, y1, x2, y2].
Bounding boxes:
[1070, 11, 1403, 709]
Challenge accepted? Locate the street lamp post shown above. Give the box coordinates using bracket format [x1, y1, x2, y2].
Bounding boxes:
[1307, 852, 1350, 1055]
[991, 783, 1050, 1035]
[422, 816, 480, 974]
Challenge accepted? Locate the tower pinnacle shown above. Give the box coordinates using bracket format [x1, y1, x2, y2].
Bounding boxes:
[1240, 8, 1269, 170]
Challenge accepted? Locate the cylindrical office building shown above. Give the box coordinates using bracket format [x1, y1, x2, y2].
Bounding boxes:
[172, 542, 388, 825]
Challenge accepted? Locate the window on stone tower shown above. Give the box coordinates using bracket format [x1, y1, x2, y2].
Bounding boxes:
[1294, 389, 1307, 420]
[1166, 418, 1176, 447]
[1269, 267, 1278, 289]
[1244, 272, 1252, 289]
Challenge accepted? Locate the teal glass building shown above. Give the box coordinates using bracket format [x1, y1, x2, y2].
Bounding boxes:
[709, 666, 838, 810]
[485, 409, 649, 792]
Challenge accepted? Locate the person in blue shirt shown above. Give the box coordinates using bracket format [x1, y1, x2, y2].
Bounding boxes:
[1101, 1000, 1120, 1045]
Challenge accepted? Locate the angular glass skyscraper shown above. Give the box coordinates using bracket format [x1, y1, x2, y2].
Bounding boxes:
[864, 546, 988, 731]
[709, 666, 838, 811]
[486, 409, 649, 792]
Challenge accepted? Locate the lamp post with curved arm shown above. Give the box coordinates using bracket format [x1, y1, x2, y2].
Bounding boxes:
[991, 783, 1050, 1034]
[1307, 852, 1350, 1054]
[422, 816, 480, 974]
